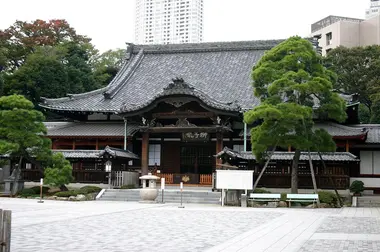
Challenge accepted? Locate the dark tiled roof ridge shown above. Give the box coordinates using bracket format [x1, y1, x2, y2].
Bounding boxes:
[240, 150, 358, 159]
[53, 149, 100, 153]
[40, 50, 145, 106]
[131, 39, 286, 54]
[120, 79, 241, 113]
[216, 147, 359, 161]
[40, 87, 108, 107]
[322, 122, 367, 132]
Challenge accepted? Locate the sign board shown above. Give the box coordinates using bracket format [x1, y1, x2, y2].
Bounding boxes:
[40, 178, 44, 186]
[182, 132, 209, 142]
[216, 170, 253, 190]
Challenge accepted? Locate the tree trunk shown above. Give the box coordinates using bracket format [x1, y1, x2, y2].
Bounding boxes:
[60, 185, 69, 191]
[252, 145, 277, 192]
[291, 150, 301, 194]
[317, 151, 343, 207]
[11, 156, 23, 196]
[307, 150, 320, 207]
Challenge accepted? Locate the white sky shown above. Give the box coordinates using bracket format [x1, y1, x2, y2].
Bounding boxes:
[0, 0, 370, 52]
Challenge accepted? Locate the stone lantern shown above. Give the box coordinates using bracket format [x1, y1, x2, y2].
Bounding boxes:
[139, 173, 160, 202]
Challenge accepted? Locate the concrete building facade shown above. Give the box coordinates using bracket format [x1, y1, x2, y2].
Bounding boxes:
[311, 15, 380, 55]
[135, 0, 203, 45]
[366, 0, 380, 19]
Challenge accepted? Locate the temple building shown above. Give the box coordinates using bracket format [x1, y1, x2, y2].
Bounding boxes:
[17, 40, 380, 192]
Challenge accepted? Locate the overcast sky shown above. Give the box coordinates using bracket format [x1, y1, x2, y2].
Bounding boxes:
[0, 0, 369, 52]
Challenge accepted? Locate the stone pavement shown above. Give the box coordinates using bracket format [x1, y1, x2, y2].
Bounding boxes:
[1, 198, 380, 252]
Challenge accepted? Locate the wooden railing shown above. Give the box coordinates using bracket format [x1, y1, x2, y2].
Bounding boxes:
[22, 169, 42, 182]
[156, 173, 174, 184]
[200, 174, 212, 185]
[72, 170, 108, 184]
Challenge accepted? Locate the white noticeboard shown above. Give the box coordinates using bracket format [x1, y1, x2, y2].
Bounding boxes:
[216, 170, 253, 190]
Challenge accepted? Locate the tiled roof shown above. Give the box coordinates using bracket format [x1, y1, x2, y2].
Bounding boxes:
[40, 40, 284, 113]
[53, 147, 139, 160]
[53, 150, 101, 159]
[313, 122, 367, 138]
[349, 124, 380, 143]
[215, 147, 359, 162]
[240, 122, 367, 139]
[119, 78, 241, 113]
[99, 146, 139, 159]
[45, 122, 139, 137]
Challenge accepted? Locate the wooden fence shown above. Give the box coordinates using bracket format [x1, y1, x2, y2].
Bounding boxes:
[154, 173, 213, 185]
[200, 174, 212, 185]
[156, 173, 174, 184]
[0, 209, 11, 252]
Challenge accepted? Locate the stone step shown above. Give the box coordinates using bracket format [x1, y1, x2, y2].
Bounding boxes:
[357, 196, 380, 207]
[104, 191, 220, 196]
[98, 188, 220, 204]
[101, 195, 219, 200]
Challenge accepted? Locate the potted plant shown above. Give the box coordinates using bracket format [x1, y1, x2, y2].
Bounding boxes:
[350, 180, 364, 196]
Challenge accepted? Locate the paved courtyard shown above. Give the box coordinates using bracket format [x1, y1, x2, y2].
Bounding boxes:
[2, 199, 380, 251]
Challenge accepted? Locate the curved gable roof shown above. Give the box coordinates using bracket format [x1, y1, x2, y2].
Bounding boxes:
[40, 40, 284, 113]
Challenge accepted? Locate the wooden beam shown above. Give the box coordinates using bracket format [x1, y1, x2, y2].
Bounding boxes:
[141, 132, 149, 175]
[288, 145, 291, 152]
[152, 111, 214, 119]
[140, 126, 231, 133]
[96, 139, 99, 150]
[345, 140, 350, 152]
[72, 140, 76, 150]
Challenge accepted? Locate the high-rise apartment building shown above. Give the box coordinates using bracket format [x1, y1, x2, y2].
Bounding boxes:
[135, 0, 204, 45]
[366, 0, 380, 19]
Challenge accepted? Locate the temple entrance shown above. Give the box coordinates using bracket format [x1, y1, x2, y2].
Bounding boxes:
[180, 145, 214, 174]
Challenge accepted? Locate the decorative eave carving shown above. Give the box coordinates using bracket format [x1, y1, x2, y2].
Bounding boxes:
[119, 78, 241, 115]
[164, 77, 194, 91]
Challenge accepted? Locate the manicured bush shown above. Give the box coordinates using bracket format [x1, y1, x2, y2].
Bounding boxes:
[318, 191, 338, 207]
[120, 184, 136, 189]
[253, 188, 271, 194]
[80, 186, 102, 194]
[30, 186, 50, 194]
[19, 188, 37, 197]
[55, 190, 82, 197]
[350, 180, 364, 194]
[280, 193, 287, 201]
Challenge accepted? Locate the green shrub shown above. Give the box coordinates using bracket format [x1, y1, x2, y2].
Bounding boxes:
[55, 190, 83, 197]
[318, 191, 338, 206]
[120, 184, 136, 189]
[30, 186, 50, 194]
[350, 180, 364, 194]
[80, 186, 102, 194]
[253, 188, 271, 194]
[281, 193, 287, 201]
[19, 188, 36, 197]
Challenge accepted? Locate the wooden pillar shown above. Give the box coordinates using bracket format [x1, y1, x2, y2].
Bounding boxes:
[345, 140, 350, 152]
[72, 140, 76, 150]
[124, 118, 128, 150]
[288, 145, 292, 152]
[141, 132, 149, 175]
[216, 132, 223, 168]
[95, 139, 99, 150]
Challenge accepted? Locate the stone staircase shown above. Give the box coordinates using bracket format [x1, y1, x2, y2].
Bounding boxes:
[357, 196, 380, 207]
[97, 189, 221, 204]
